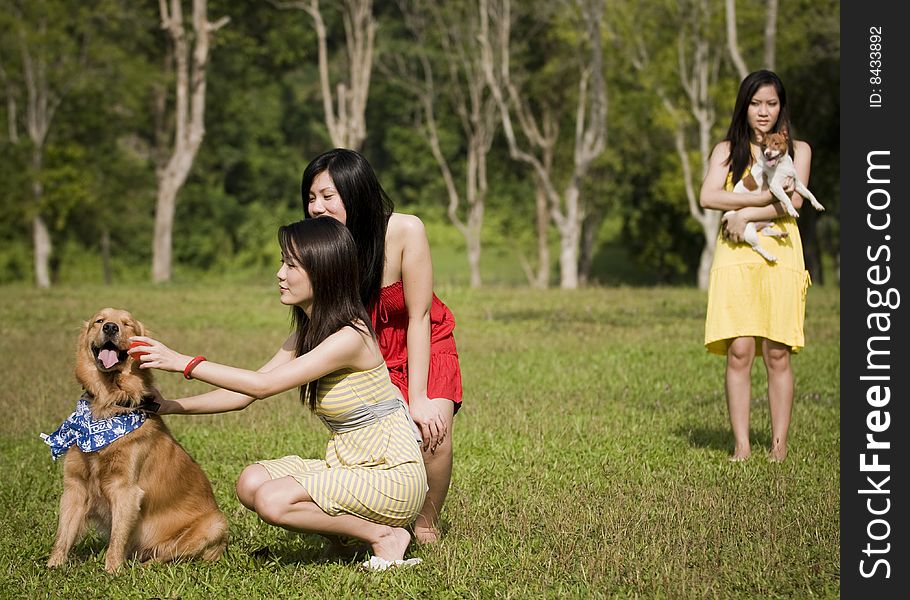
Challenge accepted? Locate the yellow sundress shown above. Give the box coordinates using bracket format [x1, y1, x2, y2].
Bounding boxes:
[257, 363, 427, 526]
[704, 170, 812, 355]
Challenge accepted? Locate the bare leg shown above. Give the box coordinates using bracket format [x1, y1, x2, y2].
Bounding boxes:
[236, 464, 272, 511]
[414, 398, 455, 544]
[253, 477, 411, 561]
[726, 337, 756, 461]
[762, 338, 794, 461]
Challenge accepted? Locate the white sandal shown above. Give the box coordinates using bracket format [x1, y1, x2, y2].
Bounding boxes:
[360, 556, 422, 572]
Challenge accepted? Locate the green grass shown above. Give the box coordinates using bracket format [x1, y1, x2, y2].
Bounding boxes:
[0, 283, 839, 599]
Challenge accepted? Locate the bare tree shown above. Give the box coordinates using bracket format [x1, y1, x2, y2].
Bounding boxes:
[616, 0, 723, 289]
[274, 0, 375, 150]
[481, 0, 606, 289]
[762, 0, 778, 71]
[479, 0, 555, 288]
[11, 14, 77, 288]
[390, 0, 497, 288]
[724, 0, 748, 79]
[152, 0, 228, 283]
[725, 0, 778, 77]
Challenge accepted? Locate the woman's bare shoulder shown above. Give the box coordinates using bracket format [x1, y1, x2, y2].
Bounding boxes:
[711, 140, 732, 159]
[792, 139, 812, 155]
[388, 212, 427, 239]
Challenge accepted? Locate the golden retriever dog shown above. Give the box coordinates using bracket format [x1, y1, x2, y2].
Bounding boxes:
[46, 308, 228, 572]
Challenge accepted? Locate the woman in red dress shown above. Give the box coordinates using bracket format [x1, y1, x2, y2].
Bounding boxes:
[302, 149, 462, 544]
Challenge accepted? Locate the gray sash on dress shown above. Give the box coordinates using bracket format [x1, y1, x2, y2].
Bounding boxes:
[319, 397, 422, 443]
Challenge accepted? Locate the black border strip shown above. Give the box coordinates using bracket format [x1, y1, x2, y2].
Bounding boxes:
[840, 1, 908, 596]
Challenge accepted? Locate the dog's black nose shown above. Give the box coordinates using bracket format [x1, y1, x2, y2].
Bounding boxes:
[102, 322, 119, 336]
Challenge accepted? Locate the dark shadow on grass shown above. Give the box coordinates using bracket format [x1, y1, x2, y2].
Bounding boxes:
[247, 535, 325, 565]
[675, 424, 771, 453]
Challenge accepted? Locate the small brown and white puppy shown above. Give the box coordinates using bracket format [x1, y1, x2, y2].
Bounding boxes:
[725, 161, 789, 263]
[47, 308, 227, 572]
[757, 129, 825, 218]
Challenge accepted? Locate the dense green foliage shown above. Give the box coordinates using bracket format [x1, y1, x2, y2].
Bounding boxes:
[0, 283, 838, 598]
[0, 0, 839, 286]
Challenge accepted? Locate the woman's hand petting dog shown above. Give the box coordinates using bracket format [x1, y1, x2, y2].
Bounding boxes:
[138, 387, 181, 416]
[129, 336, 193, 374]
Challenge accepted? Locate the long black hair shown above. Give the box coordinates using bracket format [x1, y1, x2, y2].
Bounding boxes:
[278, 217, 375, 411]
[301, 149, 394, 309]
[724, 70, 793, 186]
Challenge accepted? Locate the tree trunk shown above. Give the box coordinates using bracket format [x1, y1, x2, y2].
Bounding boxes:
[466, 227, 482, 288]
[395, 0, 495, 289]
[29, 144, 51, 288]
[557, 182, 582, 289]
[558, 232, 579, 290]
[32, 214, 52, 289]
[479, 0, 604, 290]
[281, 0, 375, 150]
[533, 181, 550, 288]
[724, 0, 748, 80]
[152, 0, 227, 283]
[763, 0, 778, 71]
[19, 15, 64, 288]
[152, 179, 178, 282]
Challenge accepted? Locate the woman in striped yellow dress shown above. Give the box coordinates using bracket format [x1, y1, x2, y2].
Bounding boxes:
[131, 217, 427, 569]
[700, 70, 814, 463]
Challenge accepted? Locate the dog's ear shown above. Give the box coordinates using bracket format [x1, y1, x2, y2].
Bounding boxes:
[778, 126, 790, 140]
[132, 318, 148, 337]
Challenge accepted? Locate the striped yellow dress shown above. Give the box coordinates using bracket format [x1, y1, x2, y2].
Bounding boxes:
[257, 363, 427, 526]
[704, 170, 812, 355]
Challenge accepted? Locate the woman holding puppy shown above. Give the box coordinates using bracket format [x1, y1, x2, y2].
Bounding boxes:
[131, 217, 426, 570]
[699, 70, 813, 462]
[301, 148, 462, 545]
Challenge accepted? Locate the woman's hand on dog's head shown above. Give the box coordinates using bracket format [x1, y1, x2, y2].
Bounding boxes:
[129, 336, 193, 374]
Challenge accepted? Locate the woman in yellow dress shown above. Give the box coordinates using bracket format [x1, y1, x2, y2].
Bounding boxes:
[131, 217, 427, 570]
[700, 70, 813, 462]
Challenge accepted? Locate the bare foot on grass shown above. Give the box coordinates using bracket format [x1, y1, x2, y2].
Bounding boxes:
[769, 445, 788, 462]
[371, 526, 412, 562]
[729, 445, 751, 462]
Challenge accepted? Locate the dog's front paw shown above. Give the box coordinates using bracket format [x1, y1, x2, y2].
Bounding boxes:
[786, 206, 799, 218]
[47, 554, 67, 568]
[104, 556, 124, 573]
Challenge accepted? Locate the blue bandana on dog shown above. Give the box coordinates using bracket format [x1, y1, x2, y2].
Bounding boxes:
[41, 393, 146, 461]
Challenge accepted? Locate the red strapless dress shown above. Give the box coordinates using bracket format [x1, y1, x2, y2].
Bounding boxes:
[370, 280, 462, 412]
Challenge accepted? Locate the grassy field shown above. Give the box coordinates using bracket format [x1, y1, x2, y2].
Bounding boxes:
[0, 283, 840, 599]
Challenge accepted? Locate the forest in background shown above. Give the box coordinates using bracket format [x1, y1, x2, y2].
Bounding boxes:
[0, 0, 839, 289]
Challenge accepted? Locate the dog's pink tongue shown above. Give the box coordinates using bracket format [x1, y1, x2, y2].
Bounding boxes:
[98, 349, 120, 369]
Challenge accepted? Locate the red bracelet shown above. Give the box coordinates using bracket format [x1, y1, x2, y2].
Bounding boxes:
[183, 356, 207, 380]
